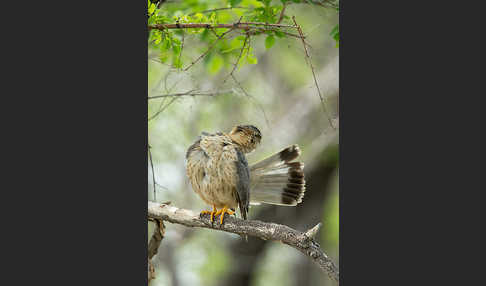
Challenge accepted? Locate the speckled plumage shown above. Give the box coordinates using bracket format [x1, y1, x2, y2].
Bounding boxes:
[186, 132, 249, 217]
[186, 125, 305, 221]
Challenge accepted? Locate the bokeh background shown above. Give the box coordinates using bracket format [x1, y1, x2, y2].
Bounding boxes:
[148, 1, 338, 285]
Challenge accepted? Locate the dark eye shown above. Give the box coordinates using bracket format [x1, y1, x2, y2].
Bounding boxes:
[222, 142, 229, 147]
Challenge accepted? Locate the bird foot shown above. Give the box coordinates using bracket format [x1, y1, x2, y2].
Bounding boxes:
[214, 206, 235, 225]
[200, 206, 218, 222]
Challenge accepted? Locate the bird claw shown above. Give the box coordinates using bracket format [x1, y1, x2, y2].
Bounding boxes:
[214, 206, 235, 225]
[200, 206, 218, 222]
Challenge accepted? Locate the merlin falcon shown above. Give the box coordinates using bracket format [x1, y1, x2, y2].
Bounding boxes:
[185, 125, 305, 224]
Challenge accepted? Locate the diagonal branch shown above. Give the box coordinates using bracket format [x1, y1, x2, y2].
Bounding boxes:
[148, 201, 339, 283]
[148, 144, 157, 201]
[148, 218, 166, 283]
[148, 90, 233, 100]
[277, 2, 288, 24]
[183, 27, 235, 71]
[148, 219, 165, 259]
[148, 97, 177, 121]
[292, 16, 336, 130]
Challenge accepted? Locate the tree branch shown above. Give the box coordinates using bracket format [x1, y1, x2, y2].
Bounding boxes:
[148, 22, 296, 31]
[148, 218, 166, 283]
[148, 258, 155, 282]
[148, 201, 339, 283]
[148, 219, 165, 259]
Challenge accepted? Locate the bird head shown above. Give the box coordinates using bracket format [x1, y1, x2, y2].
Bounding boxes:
[228, 125, 262, 153]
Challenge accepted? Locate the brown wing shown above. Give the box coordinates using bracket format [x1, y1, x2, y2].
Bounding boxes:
[234, 148, 250, 220]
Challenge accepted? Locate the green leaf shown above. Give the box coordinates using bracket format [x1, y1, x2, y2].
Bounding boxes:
[159, 52, 169, 63]
[221, 37, 246, 53]
[193, 13, 204, 21]
[162, 37, 171, 51]
[330, 24, 339, 47]
[330, 24, 339, 37]
[264, 35, 275, 49]
[154, 33, 162, 45]
[172, 43, 181, 55]
[173, 56, 182, 69]
[230, 0, 243, 7]
[247, 54, 258, 65]
[172, 37, 181, 45]
[258, 0, 271, 6]
[274, 31, 285, 38]
[209, 12, 217, 23]
[148, 3, 156, 14]
[208, 54, 224, 74]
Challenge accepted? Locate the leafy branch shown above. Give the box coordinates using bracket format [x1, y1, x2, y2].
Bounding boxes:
[148, 22, 297, 30]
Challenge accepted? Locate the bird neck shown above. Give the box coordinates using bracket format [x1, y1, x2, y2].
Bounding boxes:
[227, 132, 252, 153]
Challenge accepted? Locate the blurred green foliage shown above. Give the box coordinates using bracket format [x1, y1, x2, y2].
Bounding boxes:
[322, 170, 339, 245]
[147, 0, 338, 70]
[330, 24, 339, 47]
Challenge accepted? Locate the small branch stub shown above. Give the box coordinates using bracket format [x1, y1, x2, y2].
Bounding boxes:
[305, 222, 322, 239]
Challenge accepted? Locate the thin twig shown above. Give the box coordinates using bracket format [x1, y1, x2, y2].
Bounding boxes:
[183, 28, 235, 71]
[221, 32, 248, 86]
[228, 33, 249, 80]
[231, 74, 270, 128]
[292, 16, 335, 129]
[208, 27, 220, 38]
[150, 89, 195, 100]
[249, 28, 302, 39]
[306, 0, 339, 9]
[155, 182, 170, 191]
[148, 201, 339, 283]
[148, 97, 177, 121]
[148, 144, 157, 201]
[148, 90, 232, 100]
[178, 30, 185, 71]
[187, 7, 250, 16]
[277, 2, 288, 24]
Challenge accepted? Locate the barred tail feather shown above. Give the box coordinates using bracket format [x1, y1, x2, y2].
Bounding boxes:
[249, 145, 305, 206]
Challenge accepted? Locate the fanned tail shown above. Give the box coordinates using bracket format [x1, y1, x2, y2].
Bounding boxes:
[249, 145, 305, 206]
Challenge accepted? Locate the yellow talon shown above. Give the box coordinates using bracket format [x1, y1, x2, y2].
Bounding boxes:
[215, 206, 235, 225]
[200, 206, 218, 222]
